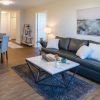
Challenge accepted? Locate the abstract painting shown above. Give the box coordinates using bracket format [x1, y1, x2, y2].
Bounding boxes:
[77, 19, 100, 36]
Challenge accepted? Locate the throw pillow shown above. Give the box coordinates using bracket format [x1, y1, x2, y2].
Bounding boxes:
[76, 45, 92, 59]
[47, 39, 59, 49]
[89, 43, 100, 61]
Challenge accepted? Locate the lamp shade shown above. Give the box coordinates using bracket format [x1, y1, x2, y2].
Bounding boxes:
[44, 26, 51, 33]
[48, 33, 55, 39]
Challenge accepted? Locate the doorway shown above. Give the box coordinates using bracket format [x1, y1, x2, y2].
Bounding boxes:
[0, 11, 17, 40]
[35, 12, 47, 47]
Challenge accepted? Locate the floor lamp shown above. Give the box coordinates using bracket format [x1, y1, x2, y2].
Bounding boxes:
[44, 26, 55, 40]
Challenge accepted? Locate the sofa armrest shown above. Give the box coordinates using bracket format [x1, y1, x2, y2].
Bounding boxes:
[40, 40, 47, 48]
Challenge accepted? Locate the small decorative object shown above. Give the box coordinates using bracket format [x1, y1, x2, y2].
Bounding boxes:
[61, 57, 67, 63]
[42, 53, 56, 62]
[55, 60, 60, 68]
[55, 54, 60, 61]
[55, 54, 61, 68]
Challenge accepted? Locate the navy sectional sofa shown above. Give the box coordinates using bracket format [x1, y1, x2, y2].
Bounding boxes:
[40, 36, 100, 83]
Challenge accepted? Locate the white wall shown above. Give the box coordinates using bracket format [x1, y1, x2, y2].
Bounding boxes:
[77, 7, 100, 20]
[16, 10, 24, 44]
[16, 11, 20, 43]
[22, 9, 36, 45]
[23, 0, 100, 43]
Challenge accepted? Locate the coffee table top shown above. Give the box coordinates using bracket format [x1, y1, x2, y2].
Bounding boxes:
[26, 56, 80, 75]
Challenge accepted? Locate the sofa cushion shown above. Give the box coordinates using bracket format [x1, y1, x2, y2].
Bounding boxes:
[41, 48, 59, 54]
[58, 50, 79, 62]
[59, 38, 70, 51]
[57, 50, 100, 73]
[76, 59, 100, 73]
[71, 65, 100, 83]
[68, 38, 89, 52]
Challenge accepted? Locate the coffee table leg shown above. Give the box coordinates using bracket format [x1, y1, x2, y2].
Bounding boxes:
[26, 62, 38, 82]
[36, 70, 42, 82]
[61, 67, 79, 88]
[26, 61, 48, 83]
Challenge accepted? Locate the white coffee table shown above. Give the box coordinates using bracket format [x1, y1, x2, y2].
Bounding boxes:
[26, 56, 80, 88]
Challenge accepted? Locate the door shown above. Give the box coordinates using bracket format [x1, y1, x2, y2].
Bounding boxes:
[10, 12, 17, 39]
[0, 11, 17, 40]
[35, 12, 47, 47]
[0, 11, 10, 36]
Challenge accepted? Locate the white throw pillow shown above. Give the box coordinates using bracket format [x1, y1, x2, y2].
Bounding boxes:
[76, 45, 92, 59]
[89, 43, 100, 61]
[47, 39, 59, 49]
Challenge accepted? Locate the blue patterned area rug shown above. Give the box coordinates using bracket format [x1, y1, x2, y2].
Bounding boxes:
[12, 64, 95, 100]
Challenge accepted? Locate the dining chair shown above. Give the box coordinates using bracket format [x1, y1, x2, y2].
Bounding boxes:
[0, 33, 6, 39]
[0, 35, 9, 63]
[0, 33, 6, 47]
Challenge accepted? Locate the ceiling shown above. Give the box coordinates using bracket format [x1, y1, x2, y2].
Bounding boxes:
[0, 0, 57, 9]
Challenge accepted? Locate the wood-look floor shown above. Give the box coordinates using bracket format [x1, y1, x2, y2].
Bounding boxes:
[0, 45, 100, 100]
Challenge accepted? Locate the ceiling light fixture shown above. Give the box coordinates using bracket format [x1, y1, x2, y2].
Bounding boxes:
[0, 0, 14, 5]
